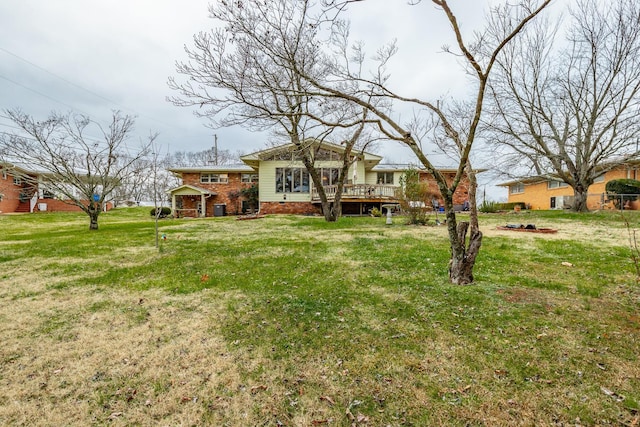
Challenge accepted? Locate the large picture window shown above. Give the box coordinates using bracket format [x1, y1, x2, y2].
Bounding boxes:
[275, 168, 310, 193]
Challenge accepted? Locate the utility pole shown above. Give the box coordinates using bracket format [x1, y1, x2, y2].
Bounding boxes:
[209, 134, 219, 165]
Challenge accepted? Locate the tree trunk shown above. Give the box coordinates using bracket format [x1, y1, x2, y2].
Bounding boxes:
[88, 204, 100, 230]
[444, 196, 483, 285]
[573, 184, 589, 212]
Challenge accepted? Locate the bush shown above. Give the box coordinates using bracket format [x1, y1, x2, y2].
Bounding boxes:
[370, 207, 382, 217]
[151, 207, 172, 218]
[479, 200, 500, 213]
[606, 179, 640, 209]
[498, 202, 526, 211]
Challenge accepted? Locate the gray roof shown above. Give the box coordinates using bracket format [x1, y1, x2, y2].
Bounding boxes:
[167, 164, 256, 173]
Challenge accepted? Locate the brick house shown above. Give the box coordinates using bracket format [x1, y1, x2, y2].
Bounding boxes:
[498, 163, 640, 210]
[0, 162, 112, 214]
[167, 142, 473, 217]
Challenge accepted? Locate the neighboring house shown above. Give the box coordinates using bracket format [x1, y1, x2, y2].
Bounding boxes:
[167, 141, 473, 217]
[498, 163, 640, 210]
[0, 162, 112, 214]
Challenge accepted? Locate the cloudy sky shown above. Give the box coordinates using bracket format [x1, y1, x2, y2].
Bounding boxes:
[0, 0, 566, 199]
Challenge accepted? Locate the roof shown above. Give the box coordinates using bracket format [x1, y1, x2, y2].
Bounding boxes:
[372, 164, 487, 174]
[166, 184, 217, 196]
[239, 140, 383, 168]
[167, 164, 256, 174]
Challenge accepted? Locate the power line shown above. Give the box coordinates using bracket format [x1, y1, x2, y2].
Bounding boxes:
[0, 73, 94, 116]
[0, 46, 193, 131]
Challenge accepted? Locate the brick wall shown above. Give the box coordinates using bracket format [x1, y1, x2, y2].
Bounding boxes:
[35, 199, 114, 212]
[419, 171, 471, 206]
[259, 201, 322, 215]
[179, 172, 255, 216]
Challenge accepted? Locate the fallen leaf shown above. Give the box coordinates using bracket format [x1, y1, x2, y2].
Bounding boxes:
[601, 386, 624, 402]
[346, 408, 355, 421]
[561, 262, 574, 267]
[250, 385, 268, 394]
[200, 274, 210, 282]
[357, 413, 369, 423]
[320, 395, 335, 406]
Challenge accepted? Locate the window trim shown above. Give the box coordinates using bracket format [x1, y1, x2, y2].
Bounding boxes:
[547, 180, 569, 189]
[510, 183, 524, 194]
[377, 172, 394, 185]
[241, 173, 259, 183]
[200, 173, 228, 184]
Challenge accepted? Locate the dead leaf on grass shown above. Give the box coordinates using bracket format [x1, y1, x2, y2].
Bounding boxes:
[250, 385, 268, 394]
[320, 395, 335, 406]
[561, 262, 574, 267]
[601, 386, 624, 402]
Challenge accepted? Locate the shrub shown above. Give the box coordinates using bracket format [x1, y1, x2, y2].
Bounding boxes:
[479, 200, 499, 213]
[151, 207, 172, 218]
[498, 202, 526, 211]
[606, 179, 640, 209]
[398, 167, 437, 225]
[370, 207, 382, 217]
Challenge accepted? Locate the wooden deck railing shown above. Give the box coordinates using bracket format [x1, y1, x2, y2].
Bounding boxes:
[311, 184, 398, 201]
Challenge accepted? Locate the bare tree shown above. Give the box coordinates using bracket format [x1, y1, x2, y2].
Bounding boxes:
[487, 0, 640, 212]
[0, 110, 152, 230]
[168, 0, 378, 221]
[300, 0, 551, 284]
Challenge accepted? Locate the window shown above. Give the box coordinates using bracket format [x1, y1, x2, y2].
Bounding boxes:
[510, 183, 524, 194]
[593, 174, 605, 183]
[241, 173, 259, 183]
[318, 168, 340, 187]
[275, 168, 310, 193]
[13, 176, 21, 185]
[548, 180, 568, 189]
[200, 173, 228, 183]
[377, 172, 394, 185]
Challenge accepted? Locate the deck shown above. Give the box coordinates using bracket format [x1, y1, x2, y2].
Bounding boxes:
[311, 184, 398, 202]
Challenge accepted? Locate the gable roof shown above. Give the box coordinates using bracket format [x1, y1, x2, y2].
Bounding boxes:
[239, 140, 383, 168]
[166, 184, 217, 196]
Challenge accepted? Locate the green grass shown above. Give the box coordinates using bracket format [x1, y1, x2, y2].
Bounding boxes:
[0, 207, 639, 425]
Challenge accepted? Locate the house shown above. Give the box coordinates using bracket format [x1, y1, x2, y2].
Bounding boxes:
[498, 163, 640, 210]
[0, 162, 112, 214]
[167, 141, 472, 217]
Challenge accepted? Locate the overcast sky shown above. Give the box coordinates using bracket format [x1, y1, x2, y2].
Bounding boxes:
[0, 0, 567, 199]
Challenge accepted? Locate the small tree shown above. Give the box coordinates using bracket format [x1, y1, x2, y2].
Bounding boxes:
[0, 110, 152, 230]
[241, 184, 259, 214]
[228, 190, 241, 215]
[399, 168, 437, 225]
[606, 179, 640, 209]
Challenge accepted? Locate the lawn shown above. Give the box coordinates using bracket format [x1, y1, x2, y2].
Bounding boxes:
[0, 208, 638, 426]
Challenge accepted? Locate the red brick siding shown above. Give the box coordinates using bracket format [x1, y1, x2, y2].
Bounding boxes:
[179, 172, 255, 216]
[419, 172, 471, 206]
[260, 201, 322, 215]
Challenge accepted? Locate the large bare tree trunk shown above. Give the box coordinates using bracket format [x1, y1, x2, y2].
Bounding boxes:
[573, 184, 589, 212]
